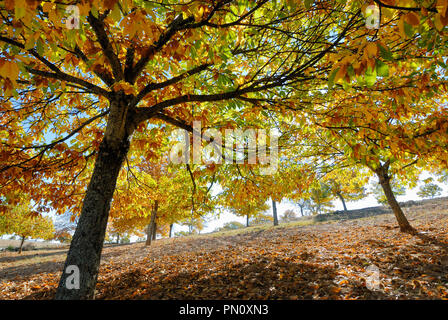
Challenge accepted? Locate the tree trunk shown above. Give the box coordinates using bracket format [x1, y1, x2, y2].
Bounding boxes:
[55, 96, 133, 300]
[169, 224, 173, 238]
[375, 162, 415, 233]
[246, 214, 249, 227]
[299, 205, 304, 217]
[18, 236, 25, 254]
[272, 199, 278, 226]
[336, 192, 348, 212]
[55, 137, 129, 299]
[152, 222, 157, 241]
[145, 200, 158, 246]
[116, 234, 120, 244]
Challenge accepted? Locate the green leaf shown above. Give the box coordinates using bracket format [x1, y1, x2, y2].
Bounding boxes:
[365, 67, 377, 87]
[376, 60, 389, 77]
[91, 6, 99, 19]
[328, 68, 339, 89]
[378, 44, 393, 61]
[24, 38, 35, 51]
[347, 65, 355, 79]
[36, 38, 44, 56]
[404, 21, 414, 38]
[304, 0, 313, 10]
[110, 4, 121, 22]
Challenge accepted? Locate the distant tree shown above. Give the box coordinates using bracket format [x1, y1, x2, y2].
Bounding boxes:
[251, 213, 273, 226]
[54, 211, 76, 244]
[174, 231, 191, 237]
[417, 183, 443, 199]
[214, 221, 245, 232]
[280, 209, 297, 222]
[308, 184, 334, 215]
[183, 215, 207, 235]
[54, 230, 72, 244]
[325, 171, 368, 212]
[0, 196, 54, 253]
[295, 198, 312, 216]
[119, 234, 131, 244]
[224, 195, 270, 227]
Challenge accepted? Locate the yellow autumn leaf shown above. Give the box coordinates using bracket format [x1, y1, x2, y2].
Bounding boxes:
[365, 42, 378, 58]
[112, 81, 138, 95]
[398, 16, 407, 38]
[42, 2, 55, 13]
[334, 64, 347, 83]
[5, 0, 14, 11]
[437, 0, 448, 18]
[0, 61, 20, 82]
[434, 14, 445, 31]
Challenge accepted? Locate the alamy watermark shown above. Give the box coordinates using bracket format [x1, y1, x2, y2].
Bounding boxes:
[365, 264, 381, 291]
[365, 5, 380, 30]
[61, 4, 381, 31]
[65, 265, 80, 289]
[169, 121, 278, 175]
[65, 5, 80, 29]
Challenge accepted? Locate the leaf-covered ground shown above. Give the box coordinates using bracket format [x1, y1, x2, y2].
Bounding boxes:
[1, 205, 448, 300]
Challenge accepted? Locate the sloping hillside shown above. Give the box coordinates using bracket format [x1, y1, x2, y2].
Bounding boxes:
[1, 198, 447, 300]
[297, 197, 448, 223]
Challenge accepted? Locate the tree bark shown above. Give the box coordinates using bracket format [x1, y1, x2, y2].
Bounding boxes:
[145, 200, 158, 246]
[336, 192, 348, 212]
[272, 199, 278, 226]
[375, 162, 415, 233]
[55, 96, 135, 299]
[18, 236, 25, 254]
[246, 214, 249, 227]
[169, 224, 173, 238]
[55, 133, 130, 299]
[299, 204, 304, 217]
[152, 222, 157, 241]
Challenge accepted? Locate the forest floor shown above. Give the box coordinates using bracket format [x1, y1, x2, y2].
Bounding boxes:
[1, 200, 448, 300]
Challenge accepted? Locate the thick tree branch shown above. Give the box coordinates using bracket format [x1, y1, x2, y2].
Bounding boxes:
[87, 12, 124, 82]
[25, 67, 109, 97]
[0, 35, 110, 97]
[373, 0, 438, 13]
[133, 63, 211, 104]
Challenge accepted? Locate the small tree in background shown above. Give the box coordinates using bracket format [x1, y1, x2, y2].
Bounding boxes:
[280, 209, 297, 222]
[417, 183, 443, 199]
[54, 230, 72, 244]
[0, 196, 54, 253]
[214, 221, 245, 232]
[226, 199, 270, 227]
[54, 211, 76, 244]
[325, 170, 368, 212]
[308, 184, 334, 215]
[174, 231, 192, 237]
[183, 216, 206, 235]
[251, 213, 273, 226]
